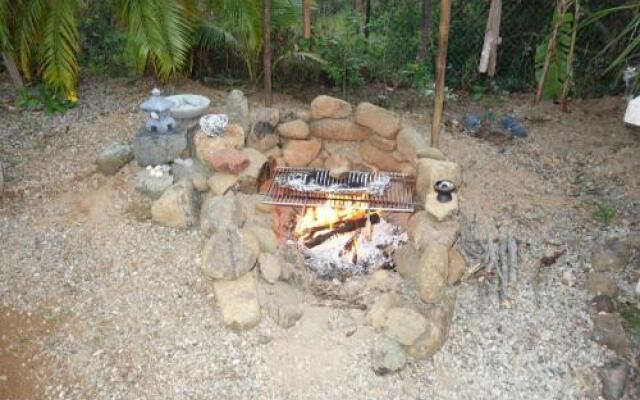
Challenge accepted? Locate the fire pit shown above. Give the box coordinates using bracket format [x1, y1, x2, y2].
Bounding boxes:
[263, 167, 414, 278]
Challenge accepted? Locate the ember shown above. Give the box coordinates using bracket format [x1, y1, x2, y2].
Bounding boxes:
[294, 201, 407, 279]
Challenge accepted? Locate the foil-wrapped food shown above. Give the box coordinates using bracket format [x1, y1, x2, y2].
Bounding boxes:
[275, 170, 390, 196]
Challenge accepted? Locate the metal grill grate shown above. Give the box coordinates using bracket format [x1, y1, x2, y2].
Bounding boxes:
[262, 167, 416, 212]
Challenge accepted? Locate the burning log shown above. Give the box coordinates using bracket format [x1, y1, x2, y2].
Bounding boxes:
[301, 212, 380, 238]
[304, 213, 381, 248]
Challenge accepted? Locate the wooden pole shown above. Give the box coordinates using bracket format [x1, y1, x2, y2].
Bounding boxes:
[534, 0, 569, 105]
[263, 0, 272, 106]
[478, 0, 502, 76]
[302, 0, 311, 39]
[560, 0, 579, 112]
[430, 0, 452, 149]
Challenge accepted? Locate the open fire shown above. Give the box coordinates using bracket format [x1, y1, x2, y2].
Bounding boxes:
[294, 200, 407, 279]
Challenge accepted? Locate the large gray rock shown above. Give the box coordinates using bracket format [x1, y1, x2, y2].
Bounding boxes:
[382, 307, 428, 346]
[310, 95, 352, 119]
[151, 179, 197, 228]
[366, 292, 396, 331]
[133, 126, 188, 166]
[224, 90, 251, 134]
[201, 228, 258, 280]
[248, 108, 279, 152]
[200, 193, 245, 236]
[592, 313, 630, 356]
[172, 158, 210, 192]
[416, 243, 449, 303]
[371, 336, 407, 375]
[406, 289, 456, 359]
[393, 243, 420, 281]
[599, 359, 629, 400]
[213, 272, 261, 330]
[395, 127, 430, 162]
[135, 168, 174, 199]
[96, 142, 133, 175]
[257, 281, 304, 328]
[258, 253, 282, 283]
[248, 225, 279, 254]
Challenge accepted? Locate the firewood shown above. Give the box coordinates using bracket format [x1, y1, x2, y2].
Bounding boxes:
[304, 214, 381, 248]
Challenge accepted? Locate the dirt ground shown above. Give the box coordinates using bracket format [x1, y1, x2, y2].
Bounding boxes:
[1, 76, 639, 399]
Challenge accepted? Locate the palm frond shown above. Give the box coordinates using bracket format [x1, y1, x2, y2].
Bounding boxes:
[195, 23, 237, 49]
[119, 0, 191, 80]
[39, 0, 80, 97]
[14, 0, 48, 79]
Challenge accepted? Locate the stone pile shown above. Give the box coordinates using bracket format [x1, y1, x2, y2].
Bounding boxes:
[95, 89, 466, 374]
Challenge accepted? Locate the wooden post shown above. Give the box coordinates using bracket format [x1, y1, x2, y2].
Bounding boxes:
[430, 0, 452, 149]
[302, 0, 311, 39]
[478, 0, 502, 76]
[560, 0, 579, 112]
[534, 0, 569, 105]
[263, 0, 272, 106]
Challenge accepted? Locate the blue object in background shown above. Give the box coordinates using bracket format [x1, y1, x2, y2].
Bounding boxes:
[462, 113, 482, 133]
[498, 115, 528, 138]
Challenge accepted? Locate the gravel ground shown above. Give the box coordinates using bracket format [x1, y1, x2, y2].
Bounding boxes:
[1, 76, 638, 399]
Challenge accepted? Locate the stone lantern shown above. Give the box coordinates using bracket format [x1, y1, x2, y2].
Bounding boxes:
[134, 88, 187, 166]
[140, 88, 176, 134]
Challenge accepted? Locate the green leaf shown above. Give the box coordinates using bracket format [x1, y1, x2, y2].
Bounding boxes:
[535, 11, 573, 100]
[39, 0, 80, 97]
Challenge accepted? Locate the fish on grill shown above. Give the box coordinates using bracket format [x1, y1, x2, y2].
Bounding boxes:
[274, 170, 391, 196]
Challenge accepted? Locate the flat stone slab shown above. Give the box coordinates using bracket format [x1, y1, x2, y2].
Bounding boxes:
[213, 273, 261, 331]
[134, 126, 188, 166]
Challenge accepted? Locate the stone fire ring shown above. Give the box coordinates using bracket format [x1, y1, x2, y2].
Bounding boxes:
[167, 94, 211, 119]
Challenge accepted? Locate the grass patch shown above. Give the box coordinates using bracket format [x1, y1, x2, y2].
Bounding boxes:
[619, 302, 640, 336]
[593, 201, 617, 224]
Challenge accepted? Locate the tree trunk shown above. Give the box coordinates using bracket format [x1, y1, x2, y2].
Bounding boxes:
[560, 0, 579, 112]
[417, 0, 433, 60]
[2, 52, 24, 90]
[303, 0, 311, 39]
[430, 0, 452, 149]
[364, 0, 371, 38]
[263, 0, 273, 106]
[354, 0, 364, 11]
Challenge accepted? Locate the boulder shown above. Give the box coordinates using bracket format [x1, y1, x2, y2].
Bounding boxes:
[135, 168, 174, 199]
[96, 142, 133, 175]
[406, 289, 456, 359]
[208, 173, 239, 195]
[309, 118, 371, 141]
[223, 90, 251, 133]
[248, 108, 280, 152]
[200, 193, 245, 236]
[396, 127, 430, 162]
[193, 124, 245, 165]
[277, 119, 310, 139]
[209, 148, 249, 174]
[355, 102, 401, 139]
[382, 308, 428, 346]
[239, 148, 268, 180]
[324, 155, 351, 178]
[448, 246, 466, 284]
[151, 180, 197, 228]
[259, 253, 282, 283]
[283, 138, 322, 167]
[247, 133, 279, 153]
[213, 272, 261, 330]
[599, 359, 629, 400]
[201, 228, 258, 280]
[420, 147, 446, 161]
[592, 313, 630, 356]
[416, 243, 449, 303]
[408, 211, 459, 250]
[257, 281, 304, 328]
[296, 110, 312, 123]
[416, 158, 462, 201]
[425, 192, 459, 221]
[586, 272, 618, 298]
[254, 107, 280, 128]
[366, 292, 396, 330]
[172, 158, 210, 192]
[359, 141, 413, 173]
[247, 225, 279, 254]
[393, 243, 420, 281]
[310, 95, 352, 119]
[371, 336, 407, 375]
[241, 227, 262, 258]
[368, 135, 396, 151]
[133, 126, 188, 166]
